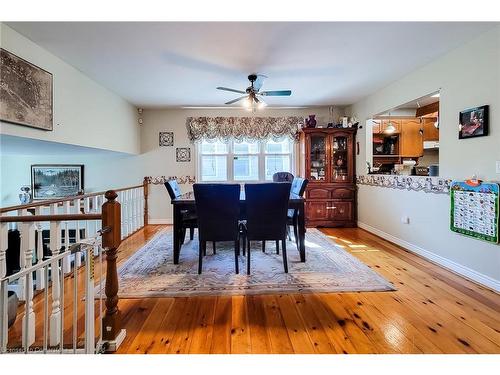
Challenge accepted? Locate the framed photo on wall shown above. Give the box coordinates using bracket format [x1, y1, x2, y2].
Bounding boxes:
[31, 164, 84, 200]
[459, 105, 489, 139]
[0, 48, 53, 131]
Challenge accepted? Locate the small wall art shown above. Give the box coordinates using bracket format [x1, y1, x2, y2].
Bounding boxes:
[159, 131, 174, 146]
[459, 105, 489, 139]
[31, 164, 84, 200]
[176, 147, 191, 162]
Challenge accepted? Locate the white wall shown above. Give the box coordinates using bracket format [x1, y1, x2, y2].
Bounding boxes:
[0, 23, 140, 155]
[140, 107, 344, 223]
[349, 26, 500, 289]
[0, 151, 140, 207]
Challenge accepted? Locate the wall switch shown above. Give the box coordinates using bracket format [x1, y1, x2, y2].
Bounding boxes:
[401, 216, 410, 224]
[496, 161, 500, 174]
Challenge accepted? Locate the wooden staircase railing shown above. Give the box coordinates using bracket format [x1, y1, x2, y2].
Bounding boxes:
[0, 183, 149, 353]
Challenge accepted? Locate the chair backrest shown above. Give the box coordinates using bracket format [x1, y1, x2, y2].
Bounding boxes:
[193, 183, 241, 242]
[291, 177, 308, 197]
[245, 182, 291, 240]
[164, 179, 183, 200]
[272, 172, 294, 182]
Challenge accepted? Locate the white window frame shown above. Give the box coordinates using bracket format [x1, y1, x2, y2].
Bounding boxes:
[196, 138, 295, 183]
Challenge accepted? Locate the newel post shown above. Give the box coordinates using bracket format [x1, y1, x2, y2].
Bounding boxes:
[101, 190, 126, 351]
[143, 177, 149, 226]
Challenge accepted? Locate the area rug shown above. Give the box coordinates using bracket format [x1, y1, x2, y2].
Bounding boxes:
[111, 228, 395, 298]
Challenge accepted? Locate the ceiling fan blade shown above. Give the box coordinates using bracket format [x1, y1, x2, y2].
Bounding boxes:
[253, 74, 267, 91]
[260, 90, 292, 96]
[225, 96, 248, 105]
[217, 87, 246, 94]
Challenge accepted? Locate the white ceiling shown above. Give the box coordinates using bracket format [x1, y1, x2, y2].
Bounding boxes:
[6, 22, 497, 107]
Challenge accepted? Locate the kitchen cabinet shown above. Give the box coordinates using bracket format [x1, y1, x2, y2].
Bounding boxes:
[423, 118, 439, 141]
[300, 128, 357, 227]
[381, 119, 402, 134]
[372, 119, 401, 134]
[400, 119, 424, 157]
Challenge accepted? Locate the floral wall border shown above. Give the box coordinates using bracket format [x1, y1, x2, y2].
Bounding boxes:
[356, 175, 452, 194]
[144, 175, 196, 185]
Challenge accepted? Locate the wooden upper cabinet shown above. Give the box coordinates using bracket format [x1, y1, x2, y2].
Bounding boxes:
[372, 120, 381, 134]
[381, 119, 402, 134]
[423, 118, 439, 141]
[400, 119, 423, 157]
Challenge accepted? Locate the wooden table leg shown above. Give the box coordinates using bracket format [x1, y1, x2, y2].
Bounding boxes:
[297, 201, 306, 262]
[173, 204, 181, 264]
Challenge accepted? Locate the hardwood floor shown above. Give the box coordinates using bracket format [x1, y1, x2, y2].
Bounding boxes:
[7, 225, 500, 354]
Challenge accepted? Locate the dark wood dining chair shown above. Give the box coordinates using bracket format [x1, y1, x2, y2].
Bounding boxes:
[193, 183, 241, 274]
[164, 179, 197, 249]
[286, 177, 308, 251]
[272, 171, 294, 182]
[243, 182, 291, 274]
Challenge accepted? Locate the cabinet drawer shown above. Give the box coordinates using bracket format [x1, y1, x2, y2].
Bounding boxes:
[332, 188, 354, 199]
[330, 201, 353, 221]
[306, 201, 331, 221]
[307, 187, 331, 199]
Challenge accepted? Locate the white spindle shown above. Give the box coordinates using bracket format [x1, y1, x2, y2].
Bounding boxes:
[138, 187, 144, 228]
[35, 206, 45, 290]
[49, 203, 62, 346]
[18, 209, 27, 301]
[0, 221, 7, 282]
[132, 188, 138, 232]
[74, 198, 82, 268]
[123, 190, 129, 238]
[94, 195, 102, 256]
[21, 220, 36, 348]
[63, 201, 71, 274]
[119, 191, 126, 240]
[83, 197, 91, 240]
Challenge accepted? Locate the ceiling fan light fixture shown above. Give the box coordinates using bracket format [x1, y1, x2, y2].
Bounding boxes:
[242, 97, 252, 108]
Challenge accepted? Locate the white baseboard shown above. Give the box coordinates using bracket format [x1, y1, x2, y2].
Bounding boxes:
[148, 219, 172, 225]
[357, 221, 500, 293]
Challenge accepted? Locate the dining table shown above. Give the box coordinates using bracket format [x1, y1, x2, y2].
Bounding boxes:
[170, 190, 306, 264]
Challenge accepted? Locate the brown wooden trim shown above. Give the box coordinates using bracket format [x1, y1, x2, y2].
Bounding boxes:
[143, 177, 149, 226]
[416, 101, 439, 117]
[0, 213, 102, 223]
[1, 184, 143, 213]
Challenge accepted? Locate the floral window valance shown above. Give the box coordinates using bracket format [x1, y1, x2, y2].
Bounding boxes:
[186, 116, 303, 143]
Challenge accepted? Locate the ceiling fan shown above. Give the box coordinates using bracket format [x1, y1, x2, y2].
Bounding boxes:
[217, 74, 292, 109]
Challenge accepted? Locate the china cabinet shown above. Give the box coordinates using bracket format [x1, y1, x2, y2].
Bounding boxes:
[299, 127, 357, 227]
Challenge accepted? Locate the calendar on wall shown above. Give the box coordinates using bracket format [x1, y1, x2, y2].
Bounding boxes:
[450, 180, 499, 243]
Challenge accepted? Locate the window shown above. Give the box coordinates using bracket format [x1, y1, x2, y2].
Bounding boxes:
[198, 138, 294, 182]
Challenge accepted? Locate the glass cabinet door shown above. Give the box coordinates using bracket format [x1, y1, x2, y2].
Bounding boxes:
[308, 134, 328, 182]
[331, 135, 350, 182]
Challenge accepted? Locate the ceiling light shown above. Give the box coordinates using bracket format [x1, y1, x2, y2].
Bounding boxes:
[242, 97, 251, 108]
[431, 93, 440, 98]
[384, 112, 396, 134]
[384, 122, 396, 134]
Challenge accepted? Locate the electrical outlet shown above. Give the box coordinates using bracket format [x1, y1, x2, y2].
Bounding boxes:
[496, 161, 500, 174]
[401, 216, 410, 224]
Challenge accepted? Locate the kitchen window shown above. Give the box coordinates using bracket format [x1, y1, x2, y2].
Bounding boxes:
[197, 138, 294, 182]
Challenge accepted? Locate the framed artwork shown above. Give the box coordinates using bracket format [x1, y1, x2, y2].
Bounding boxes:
[459, 105, 488, 139]
[176, 148, 191, 162]
[31, 165, 84, 200]
[159, 131, 174, 146]
[0, 48, 53, 131]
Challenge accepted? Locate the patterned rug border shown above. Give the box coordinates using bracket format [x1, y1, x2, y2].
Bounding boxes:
[111, 228, 396, 298]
